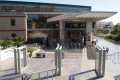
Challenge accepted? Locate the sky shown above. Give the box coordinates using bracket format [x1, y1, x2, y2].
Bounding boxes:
[5, 0, 120, 25]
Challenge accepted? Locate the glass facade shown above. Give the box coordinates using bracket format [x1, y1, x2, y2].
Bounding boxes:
[0, 1, 91, 12]
[65, 23, 86, 28]
[27, 14, 59, 29]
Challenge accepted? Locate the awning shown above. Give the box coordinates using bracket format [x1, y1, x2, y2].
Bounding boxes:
[47, 11, 117, 22]
[29, 31, 48, 38]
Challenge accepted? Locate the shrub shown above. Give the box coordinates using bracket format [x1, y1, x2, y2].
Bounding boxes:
[13, 37, 18, 42]
[6, 40, 13, 47]
[8, 37, 14, 41]
[14, 41, 21, 47]
[114, 34, 120, 41]
[27, 46, 36, 53]
[105, 34, 113, 39]
[1, 41, 7, 49]
[18, 36, 24, 42]
[0, 40, 4, 46]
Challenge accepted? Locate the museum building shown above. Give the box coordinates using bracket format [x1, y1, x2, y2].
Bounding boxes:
[0, 1, 117, 45]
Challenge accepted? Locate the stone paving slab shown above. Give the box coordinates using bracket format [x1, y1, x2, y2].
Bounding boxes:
[0, 58, 15, 77]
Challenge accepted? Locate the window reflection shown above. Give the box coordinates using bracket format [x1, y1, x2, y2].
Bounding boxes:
[0, 2, 91, 12]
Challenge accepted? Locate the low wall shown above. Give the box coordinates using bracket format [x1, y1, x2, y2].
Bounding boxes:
[0, 48, 14, 61]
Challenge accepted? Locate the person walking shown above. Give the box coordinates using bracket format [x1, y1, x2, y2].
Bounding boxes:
[106, 47, 109, 54]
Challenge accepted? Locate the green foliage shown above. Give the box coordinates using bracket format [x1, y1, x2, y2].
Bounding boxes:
[14, 41, 21, 47]
[6, 40, 13, 47]
[1, 35, 24, 49]
[111, 24, 120, 35]
[27, 46, 36, 53]
[8, 37, 14, 41]
[18, 36, 24, 42]
[0, 40, 4, 46]
[13, 37, 18, 42]
[95, 24, 120, 41]
[1, 41, 7, 49]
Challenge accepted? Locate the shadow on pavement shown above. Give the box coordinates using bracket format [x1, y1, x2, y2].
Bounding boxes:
[114, 74, 120, 80]
[69, 69, 99, 80]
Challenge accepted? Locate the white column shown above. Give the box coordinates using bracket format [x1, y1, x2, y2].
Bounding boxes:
[59, 20, 65, 44]
[86, 20, 93, 41]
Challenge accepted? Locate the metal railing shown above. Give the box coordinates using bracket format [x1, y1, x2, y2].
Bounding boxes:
[0, 69, 56, 80]
[107, 52, 120, 64]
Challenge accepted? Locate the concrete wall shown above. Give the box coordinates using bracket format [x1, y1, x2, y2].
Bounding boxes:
[0, 48, 14, 61]
[0, 16, 27, 40]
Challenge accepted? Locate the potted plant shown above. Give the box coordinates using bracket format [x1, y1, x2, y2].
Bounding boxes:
[27, 47, 35, 57]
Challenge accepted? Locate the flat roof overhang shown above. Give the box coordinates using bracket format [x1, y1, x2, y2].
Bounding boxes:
[47, 11, 117, 22]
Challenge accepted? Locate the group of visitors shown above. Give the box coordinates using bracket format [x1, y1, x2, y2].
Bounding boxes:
[93, 38, 109, 54]
[103, 47, 109, 54]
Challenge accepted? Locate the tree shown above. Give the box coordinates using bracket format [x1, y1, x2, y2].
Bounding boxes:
[6, 40, 13, 47]
[18, 36, 24, 42]
[111, 24, 120, 35]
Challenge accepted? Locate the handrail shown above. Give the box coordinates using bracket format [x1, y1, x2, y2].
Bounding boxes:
[107, 52, 120, 56]
[107, 52, 120, 64]
[0, 69, 56, 80]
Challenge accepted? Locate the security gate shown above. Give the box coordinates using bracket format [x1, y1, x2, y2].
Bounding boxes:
[14, 46, 27, 74]
[95, 46, 106, 77]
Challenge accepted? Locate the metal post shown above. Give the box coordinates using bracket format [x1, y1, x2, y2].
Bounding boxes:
[55, 44, 59, 76]
[102, 50, 106, 77]
[118, 53, 119, 60]
[38, 73, 40, 80]
[114, 54, 115, 60]
[17, 49, 21, 74]
[47, 71, 48, 80]
[23, 47, 27, 67]
[52, 70, 53, 80]
[14, 49, 18, 74]
[98, 50, 102, 77]
[55, 49, 58, 76]
[58, 46, 62, 76]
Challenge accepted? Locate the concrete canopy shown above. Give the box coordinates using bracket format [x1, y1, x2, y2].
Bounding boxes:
[47, 11, 117, 22]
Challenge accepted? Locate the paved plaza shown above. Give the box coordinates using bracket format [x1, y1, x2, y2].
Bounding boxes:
[0, 47, 120, 80]
[0, 58, 15, 77]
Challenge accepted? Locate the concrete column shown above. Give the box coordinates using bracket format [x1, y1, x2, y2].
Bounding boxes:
[59, 20, 65, 45]
[86, 20, 93, 41]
